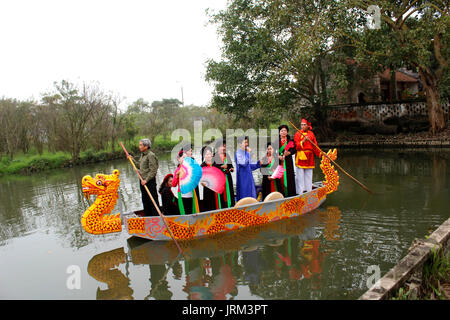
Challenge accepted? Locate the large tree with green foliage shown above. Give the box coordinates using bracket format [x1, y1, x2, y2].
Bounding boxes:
[206, 0, 448, 134]
[344, 0, 449, 134]
[206, 0, 353, 132]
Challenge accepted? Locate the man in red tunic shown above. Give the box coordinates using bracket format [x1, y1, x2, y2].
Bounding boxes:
[294, 119, 322, 194]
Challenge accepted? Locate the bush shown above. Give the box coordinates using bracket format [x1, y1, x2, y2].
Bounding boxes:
[0, 152, 71, 175]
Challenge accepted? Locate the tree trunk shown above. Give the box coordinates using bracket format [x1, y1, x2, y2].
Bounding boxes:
[419, 68, 446, 135]
[36, 142, 44, 155]
[6, 137, 14, 160]
[314, 103, 334, 140]
[72, 141, 81, 163]
[111, 107, 118, 154]
[390, 68, 397, 101]
[111, 136, 116, 153]
[319, 58, 328, 107]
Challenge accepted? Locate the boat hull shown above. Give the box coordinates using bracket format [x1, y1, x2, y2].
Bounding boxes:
[123, 182, 328, 241]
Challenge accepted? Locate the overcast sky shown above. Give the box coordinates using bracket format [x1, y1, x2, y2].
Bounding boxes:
[0, 0, 227, 107]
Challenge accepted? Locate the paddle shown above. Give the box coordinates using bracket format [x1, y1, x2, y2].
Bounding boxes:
[120, 142, 184, 255]
[288, 121, 374, 195]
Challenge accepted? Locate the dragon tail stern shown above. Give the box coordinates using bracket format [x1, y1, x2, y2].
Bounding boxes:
[320, 149, 340, 194]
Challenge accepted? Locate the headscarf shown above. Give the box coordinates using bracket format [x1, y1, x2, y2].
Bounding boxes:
[159, 173, 174, 194]
[301, 118, 312, 130]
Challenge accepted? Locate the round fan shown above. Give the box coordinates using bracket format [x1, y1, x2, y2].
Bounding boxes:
[270, 164, 285, 179]
[200, 166, 226, 194]
[176, 157, 202, 194]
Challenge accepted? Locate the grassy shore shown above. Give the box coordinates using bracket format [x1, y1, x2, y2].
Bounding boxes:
[391, 242, 450, 300]
[392, 250, 450, 300]
[0, 135, 180, 176]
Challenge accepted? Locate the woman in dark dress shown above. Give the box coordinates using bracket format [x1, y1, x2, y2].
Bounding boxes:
[212, 139, 235, 208]
[173, 145, 200, 215]
[277, 124, 297, 197]
[158, 173, 180, 215]
[260, 142, 283, 200]
[201, 146, 221, 212]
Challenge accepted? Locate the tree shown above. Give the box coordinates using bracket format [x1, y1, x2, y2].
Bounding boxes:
[27, 102, 47, 155]
[344, 0, 449, 134]
[109, 94, 125, 153]
[207, 0, 448, 134]
[0, 99, 24, 159]
[149, 99, 183, 140]
[126, 98, 184, 144]
[205, 0, 358, 134]
[41, 80, 112, 161]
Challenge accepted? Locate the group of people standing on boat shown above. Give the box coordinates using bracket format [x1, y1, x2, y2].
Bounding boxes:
[131, 118, 322, 217]
[169, 140, 236, 215]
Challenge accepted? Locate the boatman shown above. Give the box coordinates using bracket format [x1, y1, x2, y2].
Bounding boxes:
[293, 119, 322, 194]
[130, 138, 159, 216]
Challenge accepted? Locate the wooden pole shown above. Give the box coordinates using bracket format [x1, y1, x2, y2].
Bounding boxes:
[120, 142, 184, 255]
[288, 121, 374, 195]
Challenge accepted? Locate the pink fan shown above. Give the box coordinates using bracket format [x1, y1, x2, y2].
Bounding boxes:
[200, 166, 226, 194]
[270, 165, 285, 179]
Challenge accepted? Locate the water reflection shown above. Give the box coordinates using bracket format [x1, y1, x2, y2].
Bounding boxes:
[86, 206, 341, 300]
[0, 149, 449, 299]
[87, 247, 133, 300]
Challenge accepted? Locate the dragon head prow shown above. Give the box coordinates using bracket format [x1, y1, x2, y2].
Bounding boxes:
[81, 169, 122, 235]
[82, 169, 120, 199]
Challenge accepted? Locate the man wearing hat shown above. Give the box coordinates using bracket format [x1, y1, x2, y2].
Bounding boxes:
[293, 119, 322, 194]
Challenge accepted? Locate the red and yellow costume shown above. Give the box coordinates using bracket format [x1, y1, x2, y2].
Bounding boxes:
[293, 120, 321, 169]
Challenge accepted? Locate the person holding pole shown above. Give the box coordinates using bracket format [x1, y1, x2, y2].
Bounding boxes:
[120, 141, 184, 255]
[289, 120, 373, 195]
[293, 119, 322, 194]
[130, 138, 159, 216]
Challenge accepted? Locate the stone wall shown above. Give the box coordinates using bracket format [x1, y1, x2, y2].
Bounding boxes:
[359, 217, 450, 300]
[326, 101, 449, 134]
[328, 101, 450, 123]
[320, 139, 450, 148]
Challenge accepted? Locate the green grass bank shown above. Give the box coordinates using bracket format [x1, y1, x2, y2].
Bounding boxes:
[0, 135, 180, 176]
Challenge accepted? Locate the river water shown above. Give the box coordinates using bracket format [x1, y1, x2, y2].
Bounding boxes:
[0, 148, 449, 300]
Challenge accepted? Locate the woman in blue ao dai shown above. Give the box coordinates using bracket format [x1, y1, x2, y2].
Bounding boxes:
[235, 136, 261, 201]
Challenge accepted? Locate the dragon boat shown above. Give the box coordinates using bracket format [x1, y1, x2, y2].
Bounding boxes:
[80, 149, 339, 241]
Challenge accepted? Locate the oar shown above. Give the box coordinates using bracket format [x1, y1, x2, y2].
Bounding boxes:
[120, 142, 184, 255]
[288, 121, 374, 195]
